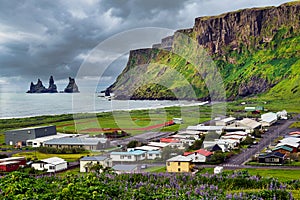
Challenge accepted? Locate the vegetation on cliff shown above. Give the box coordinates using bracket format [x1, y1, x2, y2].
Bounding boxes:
[108, 2, 300, 101]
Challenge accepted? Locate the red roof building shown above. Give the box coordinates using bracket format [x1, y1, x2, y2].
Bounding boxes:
[0, 161, 20, 172]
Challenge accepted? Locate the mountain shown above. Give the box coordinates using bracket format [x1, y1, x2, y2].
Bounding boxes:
[108, 2, 300, 101]
[64, 77, 79, 93]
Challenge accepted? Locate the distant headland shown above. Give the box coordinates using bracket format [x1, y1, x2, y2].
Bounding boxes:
[27, 76, 79, 93]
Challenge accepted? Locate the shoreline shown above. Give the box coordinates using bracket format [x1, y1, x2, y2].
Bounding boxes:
[0, 100, 209, 120]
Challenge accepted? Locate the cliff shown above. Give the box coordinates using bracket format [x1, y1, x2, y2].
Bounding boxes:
[108, 2, 300, 100]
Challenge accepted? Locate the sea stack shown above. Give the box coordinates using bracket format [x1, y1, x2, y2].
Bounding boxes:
[27, 76, 58, 93]
[27, 79, 47, 93]
[47, 76, 58, 93]
[64, 77, 79, 93]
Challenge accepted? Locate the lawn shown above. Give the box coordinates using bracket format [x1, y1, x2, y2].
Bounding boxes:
[289, 121, 300, 128]
[144, 166, 166, 172]
[12, 151, 95, 162]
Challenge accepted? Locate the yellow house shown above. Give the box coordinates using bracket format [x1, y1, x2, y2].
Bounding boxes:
[166, 155, 193, 172]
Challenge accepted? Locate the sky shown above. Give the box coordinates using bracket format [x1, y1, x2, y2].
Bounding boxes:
[0, 0, 292, 92]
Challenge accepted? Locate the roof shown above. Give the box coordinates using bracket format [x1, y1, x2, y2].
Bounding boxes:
[276, 142, 299, 148]
[0, 157, 25, 162]
[80, 156, 110, 161]
[259, 152, 285, 158]
[224, 131, 248, 136]
[261, 112, 277, 123]
[221, 135, 245, 140]
[112, 164, 137, 171]
[177, 130, 200, 135]
[41, 157, 66, 165]
[160, 138, 180, 143]
[218, 117, 236, 123]
[0, 161, 20, 165]
[272, 145, 293, 152]
[27, 133, 81, 143]
[167, 155, 192, 162]
[146, 150, 161, 154]
[44, 137, 107, 146]
[110, 150, 146, 156]
[195, 149, 213, 156]
[134, 146, 160, 151]
[187, 125, 224, 131]
[6, 125, 55, 132]
[237, 118, 261, 129]
[148, 142, 170, 148]
[279, 138, 300, 144]
[289, 131, 300, 136]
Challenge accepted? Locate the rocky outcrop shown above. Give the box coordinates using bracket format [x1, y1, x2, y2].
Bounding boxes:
[27, 76, 58, 93]
[47, 76, 58, 93]
[64, 77, 79, 93]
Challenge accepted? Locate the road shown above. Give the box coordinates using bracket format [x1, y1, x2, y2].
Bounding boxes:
[223, 114, 300, 166]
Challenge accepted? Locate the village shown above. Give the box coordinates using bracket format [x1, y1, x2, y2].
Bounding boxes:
[0, 106, 300, 175]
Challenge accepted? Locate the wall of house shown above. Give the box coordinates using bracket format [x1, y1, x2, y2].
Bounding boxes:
[110, 154, 146, 162]
[80, 160, 112, 172]
[166, 161, 191, 172]
[146, 153, 161, 160]
[32, 163, 45, 171]
[45, 163, 67, 172]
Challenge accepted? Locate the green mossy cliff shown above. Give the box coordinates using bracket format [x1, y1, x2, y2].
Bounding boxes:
[108, 2, 300, 100]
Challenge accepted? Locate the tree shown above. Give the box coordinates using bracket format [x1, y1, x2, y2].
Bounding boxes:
[161, 146, 185, 161]
[127, 140, 141, 148]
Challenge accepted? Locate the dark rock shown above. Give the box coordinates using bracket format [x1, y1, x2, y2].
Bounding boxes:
[27, 76, 58, 93]
[64, 77, 79, 93]
[27, 79, 47, 93]
[47, 76, 58, 93]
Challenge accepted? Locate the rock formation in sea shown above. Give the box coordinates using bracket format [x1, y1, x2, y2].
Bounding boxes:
[27, 76, 58, 93]
[64, 77, 79, 93]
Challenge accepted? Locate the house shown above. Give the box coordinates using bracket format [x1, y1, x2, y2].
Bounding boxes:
[187, 125, 224, 134]
[258, 152, 285, 164]
[214, 166, 223, 174]
[272, 145, 293, 156]
[184, 149, 213, 163]
[112, 164, 138, 174]
[173, 118, 183, 124]
[26, 133, 80, 147]
[134, 146, 160, 151]
[80, 156, 112, 172]
[236, 118, 261, 132]
[147, 142, 170, 149]
[261, 112, 278, 127]
[166, 155, 193, 173]
[276, 110, 288, 120]
[206, 144, 223, 152]
[0, 161, 20, 172]
[146, 150, 161, 160]
[5, 125, 57, 147]
[110, 150, 146, 162]
[31, 157, 67, 172]
[215, 117, 236, 126]
[203, 140, 228, 152]
[44, 137, 110, 150]
[275, 142, 299, 153]
[0, 157, 27, 166]
[288, 132, 300, 137]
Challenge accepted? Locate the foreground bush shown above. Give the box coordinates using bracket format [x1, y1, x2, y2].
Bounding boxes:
[0, 171, 297, 199]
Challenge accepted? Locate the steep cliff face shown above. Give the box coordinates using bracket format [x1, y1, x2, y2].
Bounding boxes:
[64, 77, 80, 93]
[109, 2, 300, 100]
[27, 76, 58, 93]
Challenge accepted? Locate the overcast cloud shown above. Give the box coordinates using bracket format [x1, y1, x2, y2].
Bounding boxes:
[0, 0, 291, 92]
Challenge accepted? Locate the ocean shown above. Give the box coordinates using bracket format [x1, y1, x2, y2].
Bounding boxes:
[0, 93, 203, 119]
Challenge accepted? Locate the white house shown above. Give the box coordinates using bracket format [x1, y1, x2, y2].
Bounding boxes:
[146, 150, 161, 160]
[79, 156, 112, 173]
[215, 117, 236, 126]
[26, 133, 80, 147]
[110, 150, 146, 162]
[236, 118, 261, 132]
[277, 110, 288, 120]
[261, 112, 278, 127]
[31, 157, 67, 172]
[214, 166, 223, 174]
[184, 149, 213, 163]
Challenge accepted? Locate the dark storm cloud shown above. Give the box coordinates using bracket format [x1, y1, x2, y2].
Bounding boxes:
[0, 0, 291, 92]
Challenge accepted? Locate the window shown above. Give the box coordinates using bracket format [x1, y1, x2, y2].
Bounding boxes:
[49, 166, 55, 170]
[149, 154, 152, 157]
[128, 156, 132, 159]
[178, 168, 181, 172]
[120, 155, 124, 159]
[167, 162, 170, 166]
[178, 162, 181, 166]
[97, 161, 99, 164]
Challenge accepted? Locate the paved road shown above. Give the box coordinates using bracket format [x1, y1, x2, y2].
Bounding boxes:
[223, 114, 300, 166]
